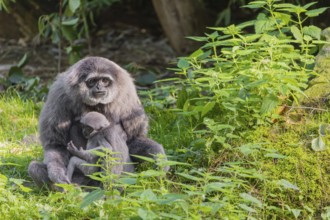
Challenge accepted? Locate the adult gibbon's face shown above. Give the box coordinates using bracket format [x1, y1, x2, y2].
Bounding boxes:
[73, 57, 120, 106]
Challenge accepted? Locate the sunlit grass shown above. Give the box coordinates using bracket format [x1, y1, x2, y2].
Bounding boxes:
[1, 94, 330, 219]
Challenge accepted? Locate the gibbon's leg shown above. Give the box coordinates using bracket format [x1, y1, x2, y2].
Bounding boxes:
[128, 137, 169, 171]
[28, 161, 51, 188]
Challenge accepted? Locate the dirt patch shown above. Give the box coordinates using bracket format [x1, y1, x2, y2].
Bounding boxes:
[0, 21, 176, 85]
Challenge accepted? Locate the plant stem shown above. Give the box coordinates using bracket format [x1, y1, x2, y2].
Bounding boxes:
[81, 0, 92, 54]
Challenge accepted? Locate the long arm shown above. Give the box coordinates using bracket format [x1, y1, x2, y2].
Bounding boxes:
[38, 79, 74, 184]
[67, 141, 103, 163]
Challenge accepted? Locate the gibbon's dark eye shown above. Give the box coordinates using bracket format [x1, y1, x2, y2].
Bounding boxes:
[101, 77, 111, 87]
[86, 78, 98, 88]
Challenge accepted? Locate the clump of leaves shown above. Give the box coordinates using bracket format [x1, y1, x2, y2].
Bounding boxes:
[174, 0, 329, 150]
[0, 54, 48, 101]
[38, 0, 119, 64]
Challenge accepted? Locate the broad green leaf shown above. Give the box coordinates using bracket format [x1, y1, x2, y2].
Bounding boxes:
[190, 49, 204, 58]
[240, 193, 263, 208]
[311, 136, 326, 151]
[158, 194, 188, 205]
[205, 182, 234, 193]
[278, 179, 300, 191]
[140, 189, 157, 202]
[131, 154, 155, 163]
[291, 26, 302, 41]
[306, 7, 329, 18]
[62, 18, 79, 26]
[303, 2, 318, 10]
[177, 58, 190, 69]
[80, 189, 105, 209]
[255, 15, 276, 34]
[177, 173, 203, 182]
[186, 36, 208, 42]
[243, 1, 266, 9]
[260, 94, 279, 114]
[273, 12, 291, 25]
[239, 144, 260, 156]
[9, 178, 32, 192]
[303, 25, 321, 40]
[141, 170, 165, 177]
[201, 101, 215, 117]
[138, 208, 157, 220]
[69, 0, 80, 14]
[61, 25, 76, 42]
[117, 177, 137, 185]
[291, 209, 302, 218]
[264, 153, 286, 159]
[239, 204, 256, 212]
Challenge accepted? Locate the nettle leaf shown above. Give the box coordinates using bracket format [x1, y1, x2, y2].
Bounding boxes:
[80, 189, 105, 209]
[69, 0, 81, 14]
[243, 1, 266, 9]
[291, 26, 303, 41]
[138, 208, 157, 220]
[189, 49, 204, 58]
[239, 204, 256, 213]
[291, 209, 302, 218]
[177, 173, 203, 182]
[303, 25, 321, 40]
[303, 2, 318, 10]
[240, 193, 263, 208]
[140, 189, 157, 202]
[260, 94, 279, 115]
[177, 58, 190, 69]
[255, 13, 276, 34]
[278, 179, 300, 191]
[264, 153, 286, 159]
[117, 177, 137, 185]
[201, 101, 215, 117]
[273, 12, 291, 25]
[306, 7, 329, 17]
[311, 136, 327, 151]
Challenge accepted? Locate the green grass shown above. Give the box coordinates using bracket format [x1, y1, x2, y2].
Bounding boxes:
[1, 94, 330, 219]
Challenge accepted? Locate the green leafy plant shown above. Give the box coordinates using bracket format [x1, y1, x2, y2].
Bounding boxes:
[0, 0, 15, 12]
[38, 0, 119, 65]
[174, 0, 329, 150]
[0, 54, 48, 101]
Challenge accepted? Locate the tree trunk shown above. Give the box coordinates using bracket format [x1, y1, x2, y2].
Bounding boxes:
[152, 0, 206, 54]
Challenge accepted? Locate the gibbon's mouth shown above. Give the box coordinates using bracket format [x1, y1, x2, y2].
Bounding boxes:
[92, 91, 106, 98]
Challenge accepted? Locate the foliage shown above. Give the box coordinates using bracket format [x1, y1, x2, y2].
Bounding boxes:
[215, 0, 247, 26]
[0, 0, 15, 12]
[0, 54, 48, 101]
[174, 0, 329, 151]
[1, 87, 330, 218]
[38, 0, 119, 64]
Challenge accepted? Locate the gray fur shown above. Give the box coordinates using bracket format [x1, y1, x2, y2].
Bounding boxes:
[66, 111, 134, 182]
[28, 57, 168, 189]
